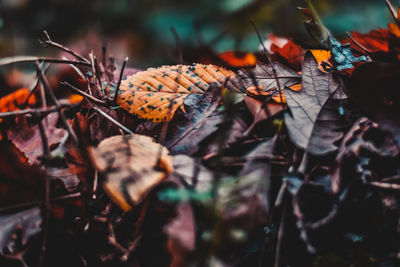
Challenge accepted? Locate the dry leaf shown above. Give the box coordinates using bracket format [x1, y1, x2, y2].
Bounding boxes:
[117, 64, 241, 122]
[88, 134, 173, 211]
[0, 88, 35, 122]
[218, 51, 257, 67]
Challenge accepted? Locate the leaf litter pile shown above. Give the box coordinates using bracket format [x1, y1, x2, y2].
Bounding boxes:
[1, 1, 400, 266]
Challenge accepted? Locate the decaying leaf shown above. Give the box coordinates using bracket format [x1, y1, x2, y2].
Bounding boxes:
[0, 207, 42, 255]
[330, 117, 400, 194]
[8, 112, 68, 165]
[238, 61, 301, 96]
[88, 133, 173, 211]
[306, 98, 359, 155]
[284, 51, 341, 149]
[117, 64, 241, 122]
[165, 84, 223, 155]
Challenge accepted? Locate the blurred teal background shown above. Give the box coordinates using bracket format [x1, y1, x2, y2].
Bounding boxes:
[0, 0, 395, 68]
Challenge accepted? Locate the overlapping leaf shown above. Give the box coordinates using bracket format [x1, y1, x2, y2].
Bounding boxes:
[117, 64, 241, 122]
[238, 61, 301, 96]
[284, 51, 342, 150]
[165, 84, 223, 155]
[306, 98, 359, 155]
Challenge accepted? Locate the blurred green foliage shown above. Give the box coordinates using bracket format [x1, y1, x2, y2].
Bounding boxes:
[0, 0, 393, 68]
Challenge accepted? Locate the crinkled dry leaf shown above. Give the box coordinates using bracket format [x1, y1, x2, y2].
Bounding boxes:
[117, 64, 241, 122]
[88, 134, 173, 211]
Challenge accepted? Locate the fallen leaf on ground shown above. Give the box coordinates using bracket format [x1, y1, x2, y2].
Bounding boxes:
[117, 64, 241, 122]
[284, 51, 342, 149]
[8, 112, 68, 165]
[88, 133, 173, 211]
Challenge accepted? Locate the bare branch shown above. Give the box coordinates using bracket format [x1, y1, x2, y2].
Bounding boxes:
[61, 81, 107, 106]
[40, 30, 90, 64]
[92, 106, 133, 134]
[0, 104, 73, 118]
[113, 57, 129, 104]
[35, 61, 80, 145]
[0, 56, 90, 67]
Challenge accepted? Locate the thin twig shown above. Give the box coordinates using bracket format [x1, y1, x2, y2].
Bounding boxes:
[0, 192, 81, 213]
[170, 27, 183, 64]
[61, 81, 107, 106]
[345, 32, 371, 54]
[274, 200, 287, 267]
[40, 30, 90, 64]
[367, 181, 400, 190]
[249, 17, 286, 109]
[385, 0, 400, 28]
[0, 56, 91, 67]
[37, 118, 50, 267]
[113, 57, 128, 104]
[35, 62, 79, 145]
[92, 106, 133, 134]
[381, 174, 400, 182]
[94, 57, 104, 96]
[102, 45, 107, 71]
[0, 104, 72, 118]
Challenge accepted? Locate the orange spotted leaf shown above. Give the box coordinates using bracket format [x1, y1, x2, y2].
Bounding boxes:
[117, 64, 240, 122]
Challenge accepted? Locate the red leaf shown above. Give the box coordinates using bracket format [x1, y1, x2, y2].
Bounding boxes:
[271, 38, 305, 70]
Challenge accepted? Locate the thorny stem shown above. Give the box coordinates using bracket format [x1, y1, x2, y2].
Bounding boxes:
[40, 30, 90, 64]
[35, 61, 80, 145]
[92, 106, 134, 134]
[113, 57, 129, 104]
[61, 81, 107, 106]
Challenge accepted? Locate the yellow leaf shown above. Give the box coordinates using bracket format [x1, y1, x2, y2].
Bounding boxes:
[117, 64, 240, 122]
[88, 134, 173, 211]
